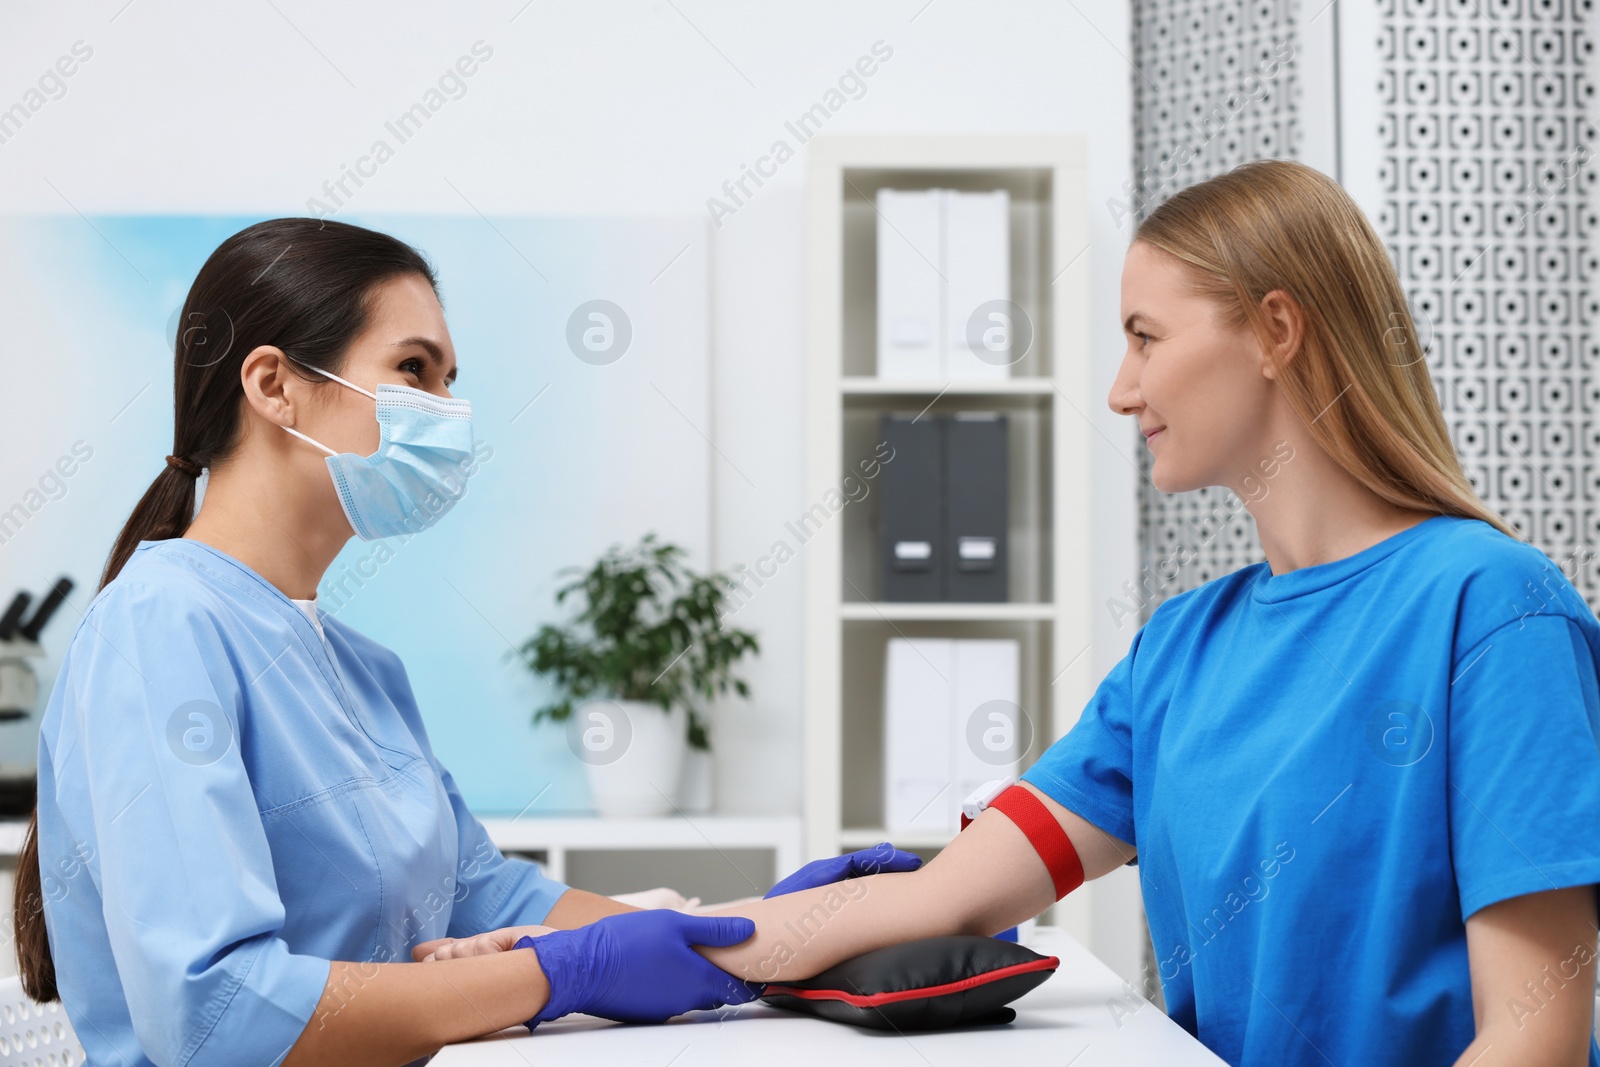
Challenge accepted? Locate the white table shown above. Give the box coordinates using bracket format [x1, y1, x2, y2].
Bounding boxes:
[430, 928, 1226, 1066]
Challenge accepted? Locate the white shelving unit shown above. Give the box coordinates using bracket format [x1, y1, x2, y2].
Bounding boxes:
[802, 135, 1098, 938]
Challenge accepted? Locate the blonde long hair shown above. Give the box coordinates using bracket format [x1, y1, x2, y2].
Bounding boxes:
[1133, 158, 1519, 540]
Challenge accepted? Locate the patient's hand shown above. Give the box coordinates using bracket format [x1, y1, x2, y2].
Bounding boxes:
[412, 924, 556, 962]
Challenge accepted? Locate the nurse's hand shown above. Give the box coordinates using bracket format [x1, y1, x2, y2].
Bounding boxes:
[413, 924, 556, 962]
[764, 841, 923, 898]
[517, 909, 764, 1027]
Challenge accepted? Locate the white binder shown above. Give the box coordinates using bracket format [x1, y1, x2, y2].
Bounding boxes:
[953, 638, 1022, 807]
[875, 189, 943, 380]
[883, 637, 955, 833]
[884, 636, 1021, 834]
[874, 187, 1011, 382]
[944, 189, 1012, 381]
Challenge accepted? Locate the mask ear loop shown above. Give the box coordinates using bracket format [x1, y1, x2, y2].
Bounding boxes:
[281, 424, 338, 457]
[278, 354, 379, 457]
[308, 365, 378, 401]
[282, 352, 380, 401]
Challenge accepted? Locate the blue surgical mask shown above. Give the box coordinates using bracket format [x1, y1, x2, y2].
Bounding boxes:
[281, 361, 476, 541]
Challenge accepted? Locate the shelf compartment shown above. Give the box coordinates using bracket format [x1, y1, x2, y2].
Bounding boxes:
[840, 166, 1055, 380]
[841, 399, 1054, 605]
[477, 816, 803, 887]
[839, 617, 1054, 839]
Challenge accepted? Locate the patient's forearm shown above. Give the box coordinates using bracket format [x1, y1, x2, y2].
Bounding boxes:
[699, 807, 1059, 984]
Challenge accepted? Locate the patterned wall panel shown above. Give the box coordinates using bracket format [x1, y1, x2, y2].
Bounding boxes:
[1128, 0, 1600, 619]
[1129, 0, 1306, 612]
[1371, 0, 1597, 612]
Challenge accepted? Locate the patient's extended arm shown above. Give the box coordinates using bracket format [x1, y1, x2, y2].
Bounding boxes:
[696, 783, 1135, 985]
[411, 784, 1135, 985]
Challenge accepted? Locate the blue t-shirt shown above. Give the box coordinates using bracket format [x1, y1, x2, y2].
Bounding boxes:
[1022, 514, 1600, 1066]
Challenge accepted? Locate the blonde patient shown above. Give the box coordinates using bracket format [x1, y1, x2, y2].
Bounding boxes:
[418, 160, 1600, 1067]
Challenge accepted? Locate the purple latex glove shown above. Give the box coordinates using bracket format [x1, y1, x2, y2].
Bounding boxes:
[764, 841, 923, 899]
[517, 909, 763, 1028]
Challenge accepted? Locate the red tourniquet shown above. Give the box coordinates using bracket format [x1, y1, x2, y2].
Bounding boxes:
[981, 785, 1085, 901]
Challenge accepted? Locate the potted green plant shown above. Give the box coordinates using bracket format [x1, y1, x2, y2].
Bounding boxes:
[517, 533, 760, 816]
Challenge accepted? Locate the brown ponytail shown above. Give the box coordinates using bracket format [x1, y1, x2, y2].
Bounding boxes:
[13, 821, 52, 1000]
[14, 218, 440, 1002]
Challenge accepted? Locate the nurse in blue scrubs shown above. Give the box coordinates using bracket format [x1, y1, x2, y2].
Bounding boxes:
[13, 218, 909, 1067]
[489, 158, 1600, 1067]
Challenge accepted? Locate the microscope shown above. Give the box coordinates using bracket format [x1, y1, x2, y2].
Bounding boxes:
[0, 578, 74, 816]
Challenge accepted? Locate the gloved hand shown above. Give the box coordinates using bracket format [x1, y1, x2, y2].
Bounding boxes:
[516, 909, 764, 1027]
[764, 841, 923, 899]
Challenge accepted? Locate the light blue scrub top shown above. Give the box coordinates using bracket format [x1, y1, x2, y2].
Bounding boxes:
[36, 538, 570, 1067]
[1023, 515, 1600, 1066]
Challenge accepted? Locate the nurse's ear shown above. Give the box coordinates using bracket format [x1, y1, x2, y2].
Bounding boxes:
[237, 350, 378, 462]
[239, 346, 312, 432]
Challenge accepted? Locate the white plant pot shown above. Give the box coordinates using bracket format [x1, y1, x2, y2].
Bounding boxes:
[573, 699, 686, 817]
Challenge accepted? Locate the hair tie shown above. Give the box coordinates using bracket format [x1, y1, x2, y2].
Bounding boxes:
[165, 454, 201, 478]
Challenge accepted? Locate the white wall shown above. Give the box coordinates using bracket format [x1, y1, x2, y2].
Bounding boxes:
[0, 0, 1142, 979]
